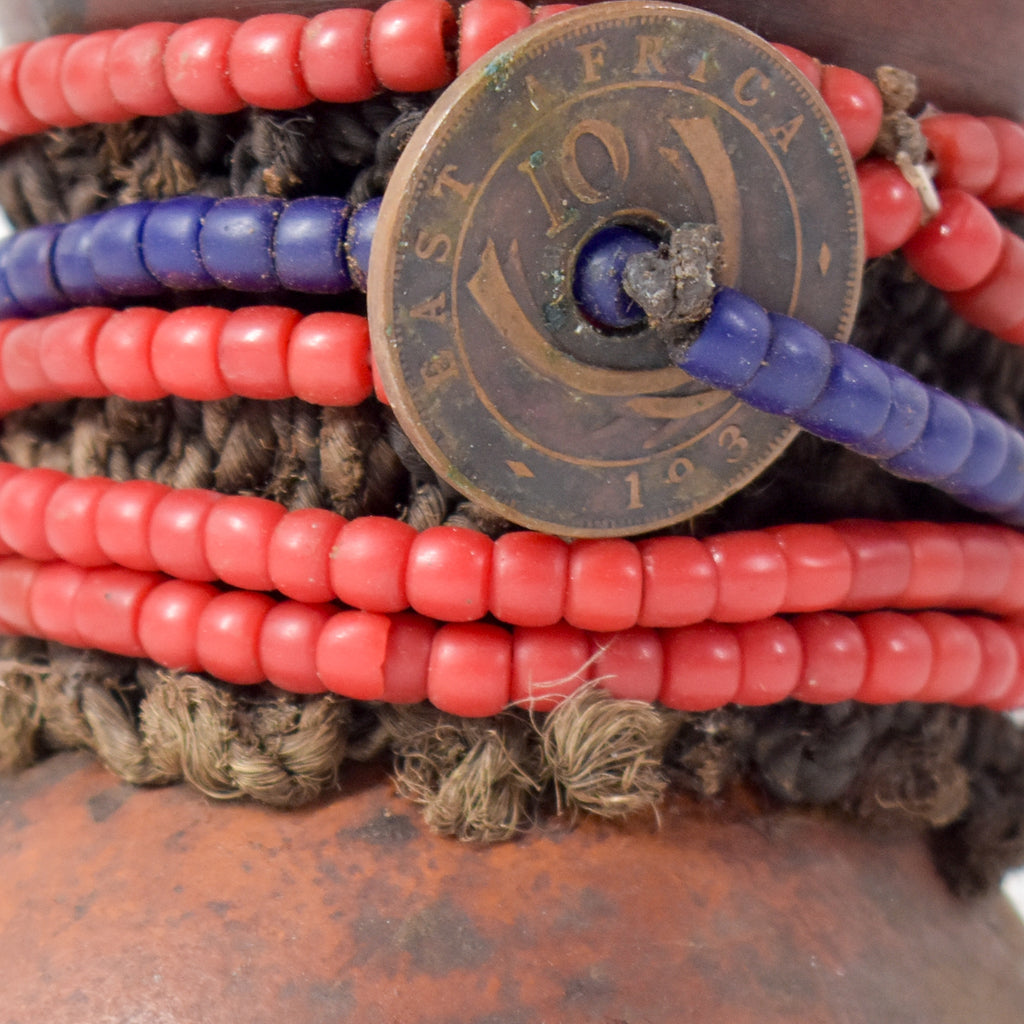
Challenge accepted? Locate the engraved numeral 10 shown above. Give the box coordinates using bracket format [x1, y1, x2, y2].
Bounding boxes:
[517, 118, 630, 236]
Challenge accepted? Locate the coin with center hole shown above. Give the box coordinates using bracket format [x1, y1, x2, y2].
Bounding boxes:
[369, 1, 863, 537]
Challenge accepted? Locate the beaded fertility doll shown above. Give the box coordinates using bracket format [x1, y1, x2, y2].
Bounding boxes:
[1, 0, 1023, 1018]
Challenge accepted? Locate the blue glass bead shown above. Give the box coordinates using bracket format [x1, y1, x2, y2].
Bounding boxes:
[735, 311, 831, 415]
[676, 287, 771, 390]
[883, 388, 974, 481]
[943, 404, 1011, 494]
[0, 223, 65, 314]
[141, 195, 217, 289]
[963, 428, 1024, 516]
[274, 196, 351, 294]
[345, 196, 380, 292]
[89, 202, 163, 297]
[797, 342, 891, 445]
[847, 362, 929, 458]
[52, 212, 108, 306]
[573, 225, 658, 329]
[199, 197, 284, 292]
[0, 241, 24, 318]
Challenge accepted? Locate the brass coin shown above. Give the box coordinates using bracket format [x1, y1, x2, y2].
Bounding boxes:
[369, 1, 863, 537]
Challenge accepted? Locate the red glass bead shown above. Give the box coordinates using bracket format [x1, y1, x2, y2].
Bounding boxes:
[369, 0, 456, 93]
[818, 64, 883, 161]
[988, 623, 1024, 711]
[196, 590, 275, 685]
[151, 307, 232, 402]
[43, 476, 114, 567]
[382, 613, 435, 704]
[0, 557, 41, 635]
[138, 579, 218, 672]
[259, 601, 332, 694]
[890, 521, 965, 608]
[149, 488, 222, 581]
[458, 0, 532, 72]
[733, 618, 802, 706]
[767, 523, 852, 612]
[791, 613, 867, 704]
[267, 508, 346, 604]
[330, 516, 416, 613]
[204, 495, 285, 592]
[921, 610, 983, 708]
[107, 22, 181, 117]
[833, 519, 912, 611]
[961, 616, 1019, 706]
[954, 525, 1013, 610]
[770, 43, 822, 89]
[511, 622, 591, 711]
[164, 19, 245, 115]
[987, 529, 1024, 616]
[979, 116, 1024, 209]
[589, 627, 662, 703]
[428, 622, 512, 717]
[857, 158, 924, 259]
[325, 609, 435, 703]
[856, 611, 932, 703]
[660, 622, 741, 711]
[0, 463, 21, 555]
[59, 30, 130, 124]
[2, 320, 61, 405]
[489, 530, 568, 627]
[39, 307, 112, 399]
[0, 467, 68, 561]
[564, 538, 642, 632]
[95, 479, 170, 572]
[218, 306, 299, 401]
[28, 561, 88, 648]
[636, 535, 717, 628]
[947, 230, 1024, 336]
[914, 611, 982, 704]
[0, 43, 47, 136]
[227, 14, 313, 110]
[287, 312, 373, 407]
[317, 610, 390, 699]
[17, 35, 86, 128]
[300, 9, 378, 104]
[73, 566, 162, 658]
[921, 113, 999, 195]
[406, 525, 492, 622]
[902, 189, 1003, 292]
[94, 307, 170, 402]
[705, 531, 787, 622]
[0, 322, 27, 414]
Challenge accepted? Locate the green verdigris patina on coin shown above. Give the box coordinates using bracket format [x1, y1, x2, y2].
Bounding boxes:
[369, 1, 863, 536]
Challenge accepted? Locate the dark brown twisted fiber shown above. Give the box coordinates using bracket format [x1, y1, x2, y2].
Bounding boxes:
[0, 635, 357, 807]
[0, 97, 431, 227]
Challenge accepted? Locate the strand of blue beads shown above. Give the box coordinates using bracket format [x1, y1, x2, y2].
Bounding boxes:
[677, 287, 1024, 525]
[0, 194, 382, 316]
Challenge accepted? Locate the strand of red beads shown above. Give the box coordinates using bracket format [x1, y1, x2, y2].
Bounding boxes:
[1, 550, 1022, 714]
[0, 0, 923, 167]
[3, 460, 1024, 629]
[0, 305, 378, 415]
[776, 40, 1024, 346]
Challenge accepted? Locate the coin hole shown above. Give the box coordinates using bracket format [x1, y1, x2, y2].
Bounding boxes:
[572, 223, 661, 334]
